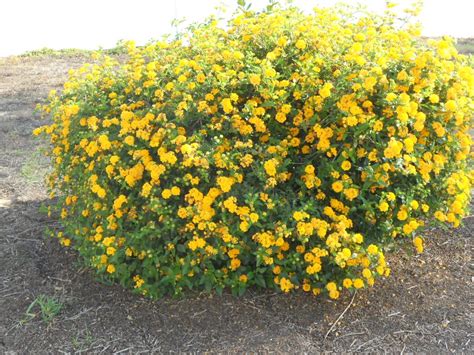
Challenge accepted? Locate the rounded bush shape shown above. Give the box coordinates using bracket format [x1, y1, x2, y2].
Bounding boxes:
[35, 5, 473, 299]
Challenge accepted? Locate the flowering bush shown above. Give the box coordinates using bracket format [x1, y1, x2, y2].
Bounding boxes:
[34, 4, 473, 299]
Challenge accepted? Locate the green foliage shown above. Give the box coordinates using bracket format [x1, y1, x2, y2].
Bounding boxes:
[24, 295, 63, 323]
[35, 4, 472, 300]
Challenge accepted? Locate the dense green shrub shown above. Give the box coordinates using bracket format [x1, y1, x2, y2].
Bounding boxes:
[35, 4, 473, 299]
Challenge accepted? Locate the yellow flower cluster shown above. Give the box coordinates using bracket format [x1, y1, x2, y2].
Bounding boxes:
[34, 4, 472, 299]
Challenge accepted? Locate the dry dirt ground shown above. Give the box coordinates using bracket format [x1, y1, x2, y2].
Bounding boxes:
[0, 54, 472, 353]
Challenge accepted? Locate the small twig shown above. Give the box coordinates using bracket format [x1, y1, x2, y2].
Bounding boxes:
[191, 309, 207, 318]
[324, 291, 357, 340]
[336, 331, 366, 339]
[47, 276, 71, 283]
[244, 302, 263, 312]
[401, 343, 406, 355]
[65, 307, 95, 321]
[393, 329, 418, 335]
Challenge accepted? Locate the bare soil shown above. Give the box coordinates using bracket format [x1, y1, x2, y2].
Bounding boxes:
[0, 55, 472, 353]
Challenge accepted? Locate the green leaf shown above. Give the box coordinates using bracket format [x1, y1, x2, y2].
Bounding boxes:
[255, 273, 266, 287]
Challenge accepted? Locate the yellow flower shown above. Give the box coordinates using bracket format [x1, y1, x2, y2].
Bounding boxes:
[295, 245, 305, 253]
[362, 268, 372, 279]
[367, 244, 378, 255]
[445, 100, 457, 111]
[133, 275, 145, 288]
[344, 188, 359, 201]
[280, 277, 294, 292]
[304, 165, 315, 174]
[221, 98, 233, 114]
[161, 189, 172, 199]
[373, 120, 383, 131]
[249, 213, 259, 223]
[188, 240, 198, 251]
[352, 233, 364, 244]
[429, 94, 439, 103]
[113, 195, 127, 210]
[341, 160, 351, 171]
[217, 176, 235, 192]
[386, 93, 397, 102]
[293, 211, 305, 221]
[379, 201, 389, 212]
[196, 73, 206, 83]
[96, 188, 106, 199]
[239, 221, 249, 232]
[277, 36, 287, 46]
[343, 278, 353, 288]
[319, 83, 333, 98]
[124, 136, 135, 146]
[239, 274, 248, 283]
[230, 258, 241, 270]
[171, 186, 181, 196]
[249, 74, 261, 86]
[353, 278, 364, 289]
[141, 182, 152, 197]
[106, 264, 116, 273]
[275, 112, 287, 123]
[177, 207, 188, 218]
[196, 238, 206, 248]
[264, 159, 278, 176]
[397, 208, 408, 221]
[295, 39, 306, 50]
[227, 248, 240, 258]
[332, 181, 343, 193]
[413, 236, 424, 253]
[346, 116, 358, 126]
[326, 282, 337, 292]
[434, 211, 446, 221]
[363, 76, 377, 91]
[240, 153, 254, 167]
[32, 127, 43, 136]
